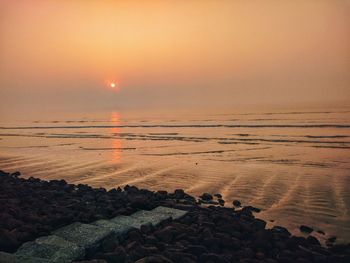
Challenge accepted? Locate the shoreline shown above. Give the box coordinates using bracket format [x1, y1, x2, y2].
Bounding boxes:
[1, 170, 349, 262]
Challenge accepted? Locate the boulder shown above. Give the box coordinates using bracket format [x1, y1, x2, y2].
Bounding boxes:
[15, 235, 84, 263]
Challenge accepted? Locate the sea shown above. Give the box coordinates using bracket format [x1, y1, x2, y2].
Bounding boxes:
[1, 107, 349, 243]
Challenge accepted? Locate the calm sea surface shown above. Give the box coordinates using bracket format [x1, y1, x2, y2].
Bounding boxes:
[1, 107, 350, 243]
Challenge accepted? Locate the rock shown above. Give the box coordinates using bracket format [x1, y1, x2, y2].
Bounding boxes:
[327, 236, 337, 243]
[11, 171, 21, 177]
[130, 195, 149, 209]
[154, 226, 175, 242]
[326, 236, 337, 246]
[157, 191, 168, 199]
[218, 199, 225, 206]
[135, 255, 174, 263]
[317, 230, 325, 235]
[0, 252, 51, 263]
[252, 219, 267, 230]
[299, 225, 313, 234]
[272, 226, 291, 237]
[242, 205, 261, 213]
[174, 189, 185, 199]
[53, 222, 112, 251]
[306, 236, 320, 246]
[232, 200, 241, 207]
[186, 245, 207, 256]
[100, 251, 126, 263]
[214, 193, 222, 199]
[200, 193, 213, 201]
[15, 235, 85, 262]
[73, 260, 107, 263]
[199, 253, 229, 263]
[0, 229, 20, 252]
[0, 170, 10, 176]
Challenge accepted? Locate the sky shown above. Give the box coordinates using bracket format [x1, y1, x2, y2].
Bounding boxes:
[0, 0, 349, 114]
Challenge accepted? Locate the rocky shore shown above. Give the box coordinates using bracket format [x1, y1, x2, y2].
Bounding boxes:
[0, 170, 349, 262]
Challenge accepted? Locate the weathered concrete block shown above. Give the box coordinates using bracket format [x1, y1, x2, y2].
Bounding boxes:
[15, 235, 84, 263]
[109, 215, 143, 228]
[53, 222, 112, 251]
[130, 207, 188, 227]
[91, 219, 134, 235]
[0, 252, 51, 263]
[152, 206, 188, 220]
[130, 210, 163, 226]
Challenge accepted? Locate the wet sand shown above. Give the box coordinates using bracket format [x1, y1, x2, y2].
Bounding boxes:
[1, 108, 350, 243]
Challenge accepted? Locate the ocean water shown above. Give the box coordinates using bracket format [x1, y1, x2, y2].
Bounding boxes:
[1, 107, 350, 243]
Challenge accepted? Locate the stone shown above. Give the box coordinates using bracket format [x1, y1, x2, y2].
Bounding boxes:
[186, 245, 207, 255]
[54, 222, 112, 251]
[152, 206, 188, 221]
[154, 226, 175, 242]
[306, 236, 320, 246]
[327, 236, 337, 243]
[200, 193, 213, 201]
[0, 228, 20, 252]
[232, 200, 241, 207]
[272, 226, 291, 237]
[91, 218, 134, 235]
[11, 171, 21, 177]
[0, 252, 51, 263]
[299, 225, 313, 234]
[135, 255, 174, 263]
[73, 260, 107, 263]
[174, 189, 185, 199]
[15, 235, 85, 263]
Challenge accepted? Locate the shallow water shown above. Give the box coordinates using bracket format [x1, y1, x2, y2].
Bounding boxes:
[1, 108, 350, 243]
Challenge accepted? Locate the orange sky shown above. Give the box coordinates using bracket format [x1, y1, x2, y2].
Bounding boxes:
[0, 0, 349, 112]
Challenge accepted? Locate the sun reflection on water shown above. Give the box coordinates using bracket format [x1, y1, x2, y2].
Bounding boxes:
[110, 112, 122, 162]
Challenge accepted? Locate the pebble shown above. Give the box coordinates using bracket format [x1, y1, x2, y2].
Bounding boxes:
[200, 193, 213, 201]
[232, 200, 241, 207]
[300, 225, 314, 234]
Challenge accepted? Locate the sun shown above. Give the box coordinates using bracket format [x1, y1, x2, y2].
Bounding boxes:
[110, 82, 116, 88]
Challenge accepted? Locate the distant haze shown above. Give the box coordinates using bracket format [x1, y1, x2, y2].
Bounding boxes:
[1, 0, 349, 114]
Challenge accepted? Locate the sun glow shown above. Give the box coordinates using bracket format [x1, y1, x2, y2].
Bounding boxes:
[107, 81, 119, 92]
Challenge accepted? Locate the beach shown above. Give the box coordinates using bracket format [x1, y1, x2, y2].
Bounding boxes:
[1, 108, 350, 243]
[1, 170, 349, 262]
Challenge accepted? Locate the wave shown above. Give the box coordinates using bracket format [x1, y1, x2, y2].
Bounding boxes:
[1, 124, 350, 129]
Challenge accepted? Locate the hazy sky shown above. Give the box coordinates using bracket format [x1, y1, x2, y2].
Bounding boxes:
[0, 0, 349, 113]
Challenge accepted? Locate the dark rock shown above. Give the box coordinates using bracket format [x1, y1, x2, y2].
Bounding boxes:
[214, 193, 222, 199]
[135, 255, 174, 263]
[11, 171, 21, 177]
[299, 225, 313, 234]
[199, 253, 229, 263]
[74, 260, 107, 263]
[154, 226, 175, 242]
[242, 205, 261, 213]
[252, 218, 267, 229]
[174, 189, 185, 199]
[327, 236, 337, 243]
[0, 229, 20, 252]
[306, 236, 320, 246]
[272, 226, 291, 237]
[232, 200, 241, 207]
[157, 191, 168, 199]
[100, 251, 126, 263]
[317, 230, 325, 235]
[200, 193, 213, 201]
[186, 245, 207, 256]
